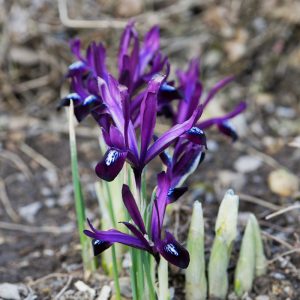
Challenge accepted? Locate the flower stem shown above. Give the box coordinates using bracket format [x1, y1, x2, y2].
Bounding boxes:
[68, 103, 96, 276]
[104, 181, 122, 300]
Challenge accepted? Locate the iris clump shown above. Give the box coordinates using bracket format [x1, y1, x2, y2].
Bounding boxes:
[62, 21, 246, 298]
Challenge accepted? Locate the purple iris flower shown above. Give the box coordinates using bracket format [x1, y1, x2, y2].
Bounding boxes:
[84, 172, 190, 269]
[176, 59, 247, 141]
[95, 73, 203, 186]
[59, 22, 169, 123]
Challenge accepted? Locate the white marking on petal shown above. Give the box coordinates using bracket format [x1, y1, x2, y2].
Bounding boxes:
[164, 243, 179, 256]
[189, 127, 204, 135]
[105, 150, 119, 166]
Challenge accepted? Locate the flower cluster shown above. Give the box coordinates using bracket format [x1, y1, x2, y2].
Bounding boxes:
[62, 21, 246, 269]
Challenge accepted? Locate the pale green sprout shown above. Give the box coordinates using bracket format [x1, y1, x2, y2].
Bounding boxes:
[234, 214, 267, 297]
[158, 257, 170, 300]
[234, 215, 256, 297]
[185, 201, 207, 300]
[208, 189, 239, 299]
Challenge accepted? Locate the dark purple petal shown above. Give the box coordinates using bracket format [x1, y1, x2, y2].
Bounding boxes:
[202, 76, 235, 108]
[109, 126, 125, 150]
[151, 172, 170, 243]
[170, 143, 204, 187]
[67, 61, 87, 77]
[139, 25, 160, 73]
[84, 228, 148, 250]
[120, 222, 151, 250]
[70, 38, 84, 61]
[217, 121, 238, 142]
[95, 148, 127, 181]
[74, 95, 102, 122]
[198, 102, 247, 129]
[122, 185, 146, 234]
[58, 93, 81, 109]
[156, 231, 190, 269]
[185, 127, 207, 148]
[167, 187, 188, 203]
[145, 106, 203, 165]
[140, 74, 165, 161]
[98, 76, 139, 157]
[92, 238, 113, 256]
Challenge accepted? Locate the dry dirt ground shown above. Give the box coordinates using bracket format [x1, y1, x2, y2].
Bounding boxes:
[0, 0, 299, 299]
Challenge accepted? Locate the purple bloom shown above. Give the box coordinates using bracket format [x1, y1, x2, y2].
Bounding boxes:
[84, 172, 190, 269]
[95, 73, 203, 185]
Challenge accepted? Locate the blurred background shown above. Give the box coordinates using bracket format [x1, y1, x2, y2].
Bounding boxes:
[0, 0, 299, 299]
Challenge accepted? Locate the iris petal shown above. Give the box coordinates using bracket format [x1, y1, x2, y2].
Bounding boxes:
[140, 74, 165, 161]
[167, 187, 188, 203]
[67, 61, 87, 76]
[185, 127, 207, 148]
[95, 148, 127, 181]
[92, 238, 112, 256]
[217, 121, 238, 142]
[157, 231, 190, 269]
[122, 185, 146, 234]
[145, 106, 203, 165]
[58, 93, 81, 109]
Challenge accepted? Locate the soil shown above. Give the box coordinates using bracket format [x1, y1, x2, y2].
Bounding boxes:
[0, 0, 299, 299]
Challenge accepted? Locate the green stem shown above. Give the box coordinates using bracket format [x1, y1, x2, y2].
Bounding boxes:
[68, 103, 95, 275]
[130, 248, 138, 300]
[104, 181, 122, 300]
[111, 245, 121, 300]
[143, 252, 156, 300]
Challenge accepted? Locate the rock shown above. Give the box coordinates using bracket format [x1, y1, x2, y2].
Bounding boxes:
[289, 136, 300, 149]
[0, 283, 21, 300]
[115, 0, 143, 17]
[276, 106, 296, 119]
[96, 285, 111, 300]
[218, 170, 246, 191]
[234, 155, 262, 173]
[224, 29, 249, 62]
[255, 296, 270, 300]
[74, 281, 96, 298]
[10, 47, 40, 66]
[19, 202, 42, 223]
[268, 169, 299, 197]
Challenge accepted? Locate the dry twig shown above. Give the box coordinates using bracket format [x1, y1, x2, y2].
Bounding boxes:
[239, 193, 283, 211]
[0, 221, 73, 234]
[54, 275, 73, 299]
[20, 143, 58, 171]
[0, 180, 20, 222]
[265, 203, 300, 220]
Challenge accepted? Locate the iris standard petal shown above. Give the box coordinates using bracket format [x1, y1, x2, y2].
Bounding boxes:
[202, 76, 235, 108]
[95, 148, 127, 181]
[109, 126, 125, 150]
[140, 74, 165, 161]
[151, 172, 170, 243]
[145, 106, 203, 165]
[120, 222, 151, 250]
[122, 185, 146, 234]
[157, 231, 190, 269]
